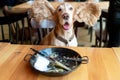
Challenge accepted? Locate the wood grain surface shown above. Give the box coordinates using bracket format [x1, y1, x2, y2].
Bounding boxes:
[0, 42, 120, 80]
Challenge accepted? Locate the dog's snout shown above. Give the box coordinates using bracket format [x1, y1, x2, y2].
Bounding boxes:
[62, 13, 69, 20]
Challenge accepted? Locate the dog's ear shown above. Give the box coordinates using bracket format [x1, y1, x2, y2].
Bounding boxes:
[45, 0, 55, 14]
[75, 2, 101, 26]
[30, 0, 55, 24]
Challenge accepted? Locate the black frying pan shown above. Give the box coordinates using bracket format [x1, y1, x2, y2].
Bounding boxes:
[24, 47, 88, 76]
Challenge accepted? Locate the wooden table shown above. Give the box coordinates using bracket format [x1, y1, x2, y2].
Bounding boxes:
[12, 1, 109, 13]
[0, 42, 120, 80]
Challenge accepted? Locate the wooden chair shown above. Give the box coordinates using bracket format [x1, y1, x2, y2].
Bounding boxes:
[1, 6, 33, 44]
[27, 9, 54, 44]
[95, 9, 108, 47]
[0, 16, 24, 43]
[0, 17, 11, 42]
[74, 21, 93, 42]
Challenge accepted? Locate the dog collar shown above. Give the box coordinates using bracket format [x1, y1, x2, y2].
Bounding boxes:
[54, 31, 74, 45]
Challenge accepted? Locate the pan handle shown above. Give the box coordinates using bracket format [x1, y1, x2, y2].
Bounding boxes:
[24, 54, 33, 62]
[81, 56, 89, 64]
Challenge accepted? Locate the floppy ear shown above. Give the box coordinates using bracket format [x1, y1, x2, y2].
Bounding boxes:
[75, 2, 101, 26]
[30, 0, 56, 28]
[30, 0, 55, 23]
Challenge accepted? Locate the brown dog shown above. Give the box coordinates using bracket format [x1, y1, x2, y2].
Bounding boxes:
[30, 2, 101, 46]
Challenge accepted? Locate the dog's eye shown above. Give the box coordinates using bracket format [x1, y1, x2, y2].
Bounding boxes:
[69, 7, 73, 10]
[58, 8, 62, 12]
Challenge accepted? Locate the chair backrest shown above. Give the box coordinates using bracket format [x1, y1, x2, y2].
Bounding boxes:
[1, 6, 33, 44]
[28, 9, 54, 44]
[0, 16, 21, 43]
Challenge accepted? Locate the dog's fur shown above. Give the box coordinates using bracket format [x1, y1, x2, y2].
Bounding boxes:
[30, 0, 55, 25]
[30, 1, 101, 46]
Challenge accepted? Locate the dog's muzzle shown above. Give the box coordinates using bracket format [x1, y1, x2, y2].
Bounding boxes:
[62, 13, 69, 20]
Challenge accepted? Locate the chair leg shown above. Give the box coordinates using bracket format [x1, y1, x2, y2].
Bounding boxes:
[88, 27, 93, 42]
[1, 25, 5, 41]
[21, 19, 25, 44]
[95, 36, 99, 47]
[36, 28, 41, 45]
[8, 24, 12, 43]
[15, 22, 20, 44]
[74, 26, 78, 37]
[99, 16, 103, 47]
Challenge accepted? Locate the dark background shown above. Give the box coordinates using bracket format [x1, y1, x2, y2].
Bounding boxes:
[0, 0, 29, 7]
[0, 0, 109, 7]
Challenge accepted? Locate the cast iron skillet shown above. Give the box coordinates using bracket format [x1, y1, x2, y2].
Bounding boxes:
[24, 47, 88, 76]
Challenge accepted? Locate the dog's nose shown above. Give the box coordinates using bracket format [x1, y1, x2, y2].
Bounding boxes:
[62, 13, 69, 20]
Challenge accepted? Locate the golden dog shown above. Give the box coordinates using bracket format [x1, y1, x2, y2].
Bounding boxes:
[30, 1, 101, 46]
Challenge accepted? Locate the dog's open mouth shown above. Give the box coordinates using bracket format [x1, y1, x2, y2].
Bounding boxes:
[63, 22, 70, 30]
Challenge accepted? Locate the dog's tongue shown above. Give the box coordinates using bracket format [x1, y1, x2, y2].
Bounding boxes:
[63, 22, 70, 30]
